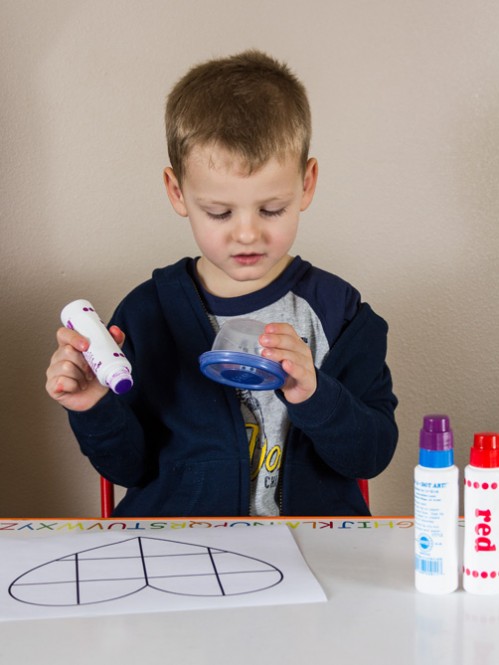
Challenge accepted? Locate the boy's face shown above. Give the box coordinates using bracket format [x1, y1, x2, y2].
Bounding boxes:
[164, 145, 318, 297]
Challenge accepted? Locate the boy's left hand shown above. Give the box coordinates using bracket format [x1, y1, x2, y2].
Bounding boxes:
[259, 323, 317, 404]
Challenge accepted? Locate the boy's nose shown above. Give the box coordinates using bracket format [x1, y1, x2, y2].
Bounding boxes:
[233, 215, 260, 244]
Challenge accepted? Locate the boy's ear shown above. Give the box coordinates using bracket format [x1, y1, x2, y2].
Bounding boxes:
[163, 167, 188, 217]
[300, 158, 319, 212]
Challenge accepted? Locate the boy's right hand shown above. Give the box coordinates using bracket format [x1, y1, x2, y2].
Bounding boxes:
[45, 325, 125, 412]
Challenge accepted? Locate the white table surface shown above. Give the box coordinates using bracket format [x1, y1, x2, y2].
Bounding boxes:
[0, 516, 497, 665]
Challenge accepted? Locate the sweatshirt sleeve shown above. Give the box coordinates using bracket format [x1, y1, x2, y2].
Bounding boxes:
[67, 390, 152, 487]
[66, 279, 165, 488]
[279, 303, 398, 479]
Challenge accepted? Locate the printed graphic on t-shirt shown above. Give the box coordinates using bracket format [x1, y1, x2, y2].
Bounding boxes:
[241, 393, 287, 516]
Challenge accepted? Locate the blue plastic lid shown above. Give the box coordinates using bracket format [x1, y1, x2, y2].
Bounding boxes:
[419, 414, 454, 468]
[199, 350, 286, 390]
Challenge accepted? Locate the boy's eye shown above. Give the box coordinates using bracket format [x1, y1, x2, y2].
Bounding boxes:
[260, 208, 286, 218]
[207, 210, 232, 221]
[206, 208, 286, 220]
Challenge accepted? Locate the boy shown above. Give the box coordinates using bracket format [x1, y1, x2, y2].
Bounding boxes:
[46, 50, 398, 517]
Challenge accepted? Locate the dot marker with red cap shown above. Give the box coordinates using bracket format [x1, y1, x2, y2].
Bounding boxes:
[463, 432, 499, 594]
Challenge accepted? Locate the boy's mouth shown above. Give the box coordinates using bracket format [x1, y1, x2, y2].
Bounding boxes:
[232, 253, 264, 266]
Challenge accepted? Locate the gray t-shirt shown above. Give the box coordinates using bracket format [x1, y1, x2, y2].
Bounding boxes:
[196, 256, 360, 516]
[211, 292, 330, 514]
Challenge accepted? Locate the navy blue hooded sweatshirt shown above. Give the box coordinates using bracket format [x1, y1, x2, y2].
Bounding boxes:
[69, 257, 398, 516]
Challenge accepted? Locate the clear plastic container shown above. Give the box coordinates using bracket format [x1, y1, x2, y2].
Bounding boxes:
[199, 318, 286, 390]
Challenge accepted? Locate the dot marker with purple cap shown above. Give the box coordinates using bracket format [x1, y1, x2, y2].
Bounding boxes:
[414, 414, 459, 594]
[61, 299, 133, 395]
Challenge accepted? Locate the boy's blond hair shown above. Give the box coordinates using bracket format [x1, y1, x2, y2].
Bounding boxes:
[165, 50, 311, 184]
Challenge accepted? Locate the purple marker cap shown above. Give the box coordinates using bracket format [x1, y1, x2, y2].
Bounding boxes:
[419, 414, 454, 467]
[420, 415, 453, 450]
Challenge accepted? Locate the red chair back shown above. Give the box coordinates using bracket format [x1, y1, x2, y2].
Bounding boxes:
[357, 478, 370, 508]
[100, 477, 115, 518]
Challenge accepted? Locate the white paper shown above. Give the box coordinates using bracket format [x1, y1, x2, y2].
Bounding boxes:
[0, 526, 325, 621]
